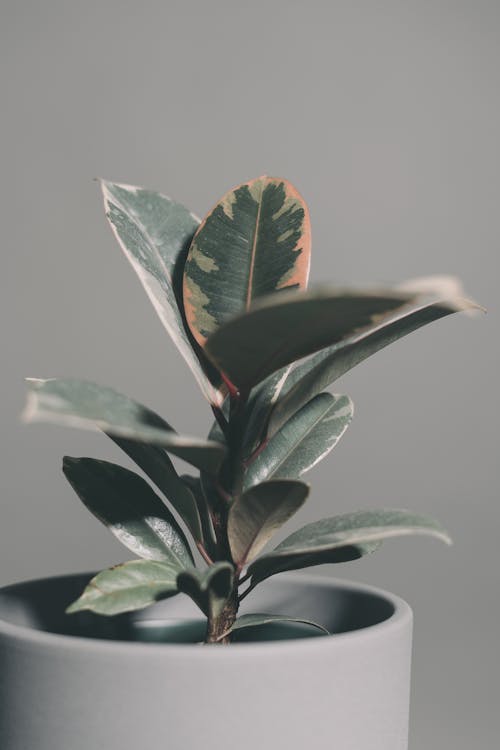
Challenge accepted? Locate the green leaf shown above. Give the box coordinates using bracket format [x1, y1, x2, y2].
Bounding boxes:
[246, 509, 451, 589]
[63, 457, 194, 567]
[241, 366, 294, 457]
[267, 295, 479, 437]
[204, 287, 415, 392]
[183, 176, 311, 347]
[180, 475, 217, 555]
[23, 378, 226, 475]
[101, 180, 223, 405]
[66, 560, 179, 616]
[110, 437, 203, 544]
[228, 480, 309, 568]
[245, 393, 353, 488]
[176, 562, 234, 618]
[228, 613, 329, 637]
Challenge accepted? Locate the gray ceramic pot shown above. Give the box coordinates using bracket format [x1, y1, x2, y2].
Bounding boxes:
[0, 573, 412, 750]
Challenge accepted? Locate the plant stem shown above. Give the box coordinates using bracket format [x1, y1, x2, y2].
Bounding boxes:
[204, 388, 250, 644]
[205, 573, 240, 644]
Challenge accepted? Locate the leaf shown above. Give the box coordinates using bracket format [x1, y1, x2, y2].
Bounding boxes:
[245, 393, 353, 488]
[180, 475, 217, 555]
[246, 509, 451, 589]
[101, 180, 223, 405]
[241, 365, 294, 456]
[110, 436, 203, 544]
[267, 295, 479, 438]
[204, 287, 415, 392]
[63, 457, 194, 567]
[227, 613, 329, 637]
[66, 560, 179, 616]
[176, 562, 234, 618]
[183, 176, 311, 347]
[228, 480, 309, 568]
[23, 378, 226, 475]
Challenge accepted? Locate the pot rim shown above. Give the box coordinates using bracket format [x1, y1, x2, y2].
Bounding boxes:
[0, 571, 412, 656]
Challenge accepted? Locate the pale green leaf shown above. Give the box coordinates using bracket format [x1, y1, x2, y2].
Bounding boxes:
[101, 180, 223, 405]
[23, 378, 226, 475]
[66, 560, 179, 616]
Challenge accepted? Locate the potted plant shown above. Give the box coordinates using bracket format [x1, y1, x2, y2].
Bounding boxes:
[0, 176, 479, 750]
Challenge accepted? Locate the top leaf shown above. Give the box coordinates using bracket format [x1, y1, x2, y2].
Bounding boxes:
[183, 176, 311, 347]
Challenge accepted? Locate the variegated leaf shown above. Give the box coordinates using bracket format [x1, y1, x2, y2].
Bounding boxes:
[101, 180, 223, 405]
[62, 457, 194, 567]
[228, 480, 309, 568]
[204, 287, 415, 392]
[244, 393, 353, 489]
[246, 509, 451, 590]
[23, 378, 226, 475]
[183, 176, 311, 347]
[66, 560, 180, 616]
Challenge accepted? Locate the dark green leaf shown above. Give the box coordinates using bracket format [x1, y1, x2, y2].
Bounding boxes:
[23, 378, 226, 475]
[110, 437, 203, 544]
[183, 176, 311, 347]
[245, 393, 353, 488]
[180, 475, 217, 555]
[176, 562, 234, 618]
[228, 480, 309, 567]
[204, 287, 416, 392]
[241, 366, 294, 456]
[228, 613, 329, 636]
[101, 180, 223, 405]
[63, 457, 193, 567]
[267, 295, 479, 437]
[246, 509, 451, 589]
[66, 560, 179, 616]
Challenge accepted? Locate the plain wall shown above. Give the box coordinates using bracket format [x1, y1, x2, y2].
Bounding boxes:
[1, 1, 498, 748]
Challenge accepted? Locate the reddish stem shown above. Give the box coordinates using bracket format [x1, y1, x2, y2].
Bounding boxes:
[196, 542, 214, 566]
[243, 437, 269, 468]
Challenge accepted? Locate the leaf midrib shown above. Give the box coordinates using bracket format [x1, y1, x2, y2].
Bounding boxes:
[245, 179, 265, 310]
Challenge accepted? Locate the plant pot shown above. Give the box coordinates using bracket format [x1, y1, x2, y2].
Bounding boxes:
[0, 572, 413, 750]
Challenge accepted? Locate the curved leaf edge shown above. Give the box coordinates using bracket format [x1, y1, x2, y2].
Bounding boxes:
[222, 612, 329, 640]
[66, 560, 181, 616]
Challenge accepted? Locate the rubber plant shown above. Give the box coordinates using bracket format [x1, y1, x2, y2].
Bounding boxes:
[23, 176, 479, 644]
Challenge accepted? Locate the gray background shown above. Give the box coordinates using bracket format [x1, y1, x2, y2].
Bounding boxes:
[1, 1, 498, 747]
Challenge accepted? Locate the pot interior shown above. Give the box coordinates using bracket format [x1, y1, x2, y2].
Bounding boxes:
[0, 573, 395, 644]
